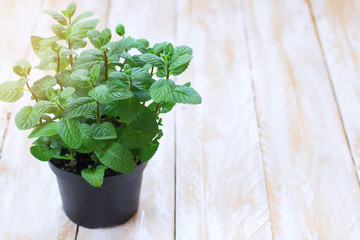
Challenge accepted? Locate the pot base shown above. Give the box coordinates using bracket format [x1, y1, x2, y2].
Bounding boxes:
[49, 161, 148, 229]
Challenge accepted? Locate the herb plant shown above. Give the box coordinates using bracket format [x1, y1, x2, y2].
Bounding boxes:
[0, 3, 201, 187]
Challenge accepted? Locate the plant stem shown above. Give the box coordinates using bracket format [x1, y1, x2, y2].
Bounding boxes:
[129, 76, 132, 90]
[151, 66, 154, 75]
[96, 101, 100, 123]
[155, 102, 161, 115]
[103, 49, 108, 81]
[25, 82, 39, 102]
[166, 63, 170, 79]
[56, 102, 65, 112]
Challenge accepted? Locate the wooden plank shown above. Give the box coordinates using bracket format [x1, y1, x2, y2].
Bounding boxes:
[242, 0, 360, 238]
[174, 0, 273, 239]
[308, 0, 360, 181]
[0, 0, 109, 239]
[77, 0, 176, 239]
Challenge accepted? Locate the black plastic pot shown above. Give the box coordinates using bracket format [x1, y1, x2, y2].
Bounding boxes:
[49, 161, 148, 229]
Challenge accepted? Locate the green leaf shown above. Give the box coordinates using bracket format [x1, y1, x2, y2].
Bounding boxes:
[101, 28, 111, 45]
[87, 29, 102, 49]
[57, 118, 82, 149]
[115, 24, 125, 36]
[133, 106, 158, 132]
[60, 87, 75, 99]
[72, 19, 99, 39]
[139, 141, 159, 162]
[149, 79, 175, 102]
[43, 10, 68, 25]
[53, 154, 75, 161]
[167, 85, 202, 104]
[118, 125, 157, 149]
[139, 53, 165, 68]
[51, 24, 67, 39]
[70, 69, 90, 82]
[28, 122, 59, 138]
[169, 53, 192, 71]
[33, 100, 58, 115]
[62, 2, 76, 18]
[89, 64, 101, 82]
[59, 47, 76, 58]
[55, 70, 72, 88]
[15, 106, 41, 130]
[90, 122, 117, 140]
[13, 59, 31, 77]
[153, 42, 167, 55]
[0, 79, 26, 103]
[107, 36, 134, 55]
[30, 146, 61, 161]
[64, 97, 96, 119]
[81, 165, 106, 187]
[30, 76, 57, 96]
[117, 96, 140, 123]
[79, 124, 105, 152]
[108, 71, 129, 81]
[107, 85, 133, 102]
[73, 49, 104, 71]
[72, 11, 94, 25]
[97, 142, 136, 173]
[31, 36, 58, 59]
[88, 85, 108, 102]
[69, 36, 87, 50]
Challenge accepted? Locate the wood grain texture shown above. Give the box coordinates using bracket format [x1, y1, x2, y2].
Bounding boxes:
[0, 0, 109, 239]
[77, 0, 176, 239]
[174, 0, 272, 239]
[242, 0, 360, 239]
[308, 0, 360, 180]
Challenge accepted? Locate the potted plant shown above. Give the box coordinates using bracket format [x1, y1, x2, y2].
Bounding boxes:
[0, 3, 201, 229]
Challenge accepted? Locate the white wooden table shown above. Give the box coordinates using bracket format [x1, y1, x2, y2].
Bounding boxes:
[1, 0, 360, 239]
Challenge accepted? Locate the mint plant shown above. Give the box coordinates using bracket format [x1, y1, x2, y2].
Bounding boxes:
[0, 3, 201, 187]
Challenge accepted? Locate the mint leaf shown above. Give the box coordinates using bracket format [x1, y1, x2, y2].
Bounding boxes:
[55, 70, 72, 88]
[64, 97, 96, 119]
[115, 24, 125, 36]
[107, 36, 134, 55]
[117, 96, 140, 123]
[90, 122, 117, 140]
[133, 106, 158, 132]
[62, 2, 76, 18]
[72, 11, 94, 25]
[81, 165, 106, 187]
[107, 85, 134, 102]
[69, 37, 87, 50]
[149, 79, 175, 102]
[33, 100, 58, 115]
[43, 10, 68, 25]
[28, 122, 59, 138]
[153, 42, 167, 55]
[60, 87, 75, 99]
[51, 24, 67, 40]
[30, 146, 60, 161]
[13, 59, 31, 77]
[170, 46, 193, 75]
[72, 19, 99, 39]
[79, 124, 105, 152]
[31, 36, 57, 59]
[139, 141, 159, 162]
[30, 76, 57, 96]
[108, 71, 129, 82]
[70, 69, 90, 82]
[118, 125, 157, 149]
[87, 29, 102, 49]
[0, 79, 26, 103]
[139, 53, 165, 68]
[15, 106, 41, 130]
[97, 142, 136, 173]
[89, 64, 101, 82]
[167, 85, 202, 104]
[58, 118, 82, 149]
[88, 85, 108, 102]
[73, 49, 104, 71]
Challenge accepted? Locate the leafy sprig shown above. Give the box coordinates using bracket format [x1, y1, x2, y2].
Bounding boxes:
[0, 2, 202, 187]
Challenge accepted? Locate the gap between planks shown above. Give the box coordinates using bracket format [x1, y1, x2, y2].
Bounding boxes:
[305, 0, 360, 188]
[0, 112, 11, 160]
[239, 0, 275, 239]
